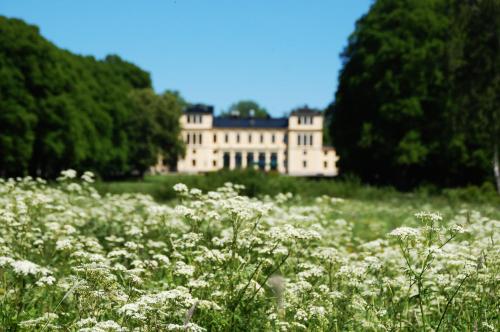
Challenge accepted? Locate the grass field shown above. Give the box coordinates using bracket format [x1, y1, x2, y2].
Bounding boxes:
[1, 171, 498, 330]
[95, 170, 500, 241]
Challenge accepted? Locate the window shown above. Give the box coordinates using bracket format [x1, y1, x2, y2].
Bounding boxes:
[283, 134, 288, 144]
[247, 152, 254, 168]
[198, 133, 202, 144]
[258, 153, 266, 170]
[193, 133, 197, 144]
[198, 115, 202, 123]
[235, 152, 242, 168]
[187, 115, 191, 123]
[324, 161, 328, 168]
[213, 134, 217, 143]
[303, 150, 307, 155]
[213, 160, 217, 167]
[272, 134, 275, 143]
[260, 134, 264, 143]
[298, 134, 302, 146]
[298, 116, 302, 124]
[303, 160, 307, 168]
[309, 134, 313, 146]
[270, 153, 277, 171]
[223, 152, 230, 168]
[225, 134, 229, 143]
[248, 134, 252, 143]
[192, 159, 196, 166]
[187, 133, 190, 144]
[193, 149, 196, 154]
[236, 133, 240, 143]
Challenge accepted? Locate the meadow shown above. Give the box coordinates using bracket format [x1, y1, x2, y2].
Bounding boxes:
[0, 170, 498, 331]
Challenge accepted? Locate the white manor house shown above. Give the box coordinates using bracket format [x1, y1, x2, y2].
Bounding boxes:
[173, 104, 338, 176]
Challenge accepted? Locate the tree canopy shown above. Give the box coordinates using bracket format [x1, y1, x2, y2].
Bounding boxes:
[0, 16, 184, 178]
[221, 100, 270, 118]
[327, 0, 500, 191]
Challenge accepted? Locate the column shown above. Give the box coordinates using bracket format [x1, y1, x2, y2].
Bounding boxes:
[265, 151, 271, 171]
[229, 150, 235, 170]
[277, 148, 285, 174]
[242, 151, 247, 168]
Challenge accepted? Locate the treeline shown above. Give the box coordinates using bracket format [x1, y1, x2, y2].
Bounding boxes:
[0, 17, 184, 179]
[327, 0, 500, 192]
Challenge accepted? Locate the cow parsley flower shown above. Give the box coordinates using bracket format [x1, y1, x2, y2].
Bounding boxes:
[11, 260, 41, 276]
[415, 211, 443, 223]
[173, 183, 188, 193]
[388, 227, 420, 240]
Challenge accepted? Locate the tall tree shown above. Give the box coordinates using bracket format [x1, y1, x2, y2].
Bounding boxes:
[127, 89, 185, 176]
[0, 16, 184, 178]
[222, 100, 269, 118]
[449, 0, 500, 192]
[327, 0, 453, 188]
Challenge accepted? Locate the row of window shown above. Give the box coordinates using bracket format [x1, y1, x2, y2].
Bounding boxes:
[186, 132, 289, 145]
[297, 116, 314, 125]
[186, 132, 203, 145]
[190, 153, 329, 169]
[297, 134, 314, 146]
[186, 132, 318, 146]
[186, 114, 203, 124]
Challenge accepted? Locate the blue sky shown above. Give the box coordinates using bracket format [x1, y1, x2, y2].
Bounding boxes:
[1, 0, 373, 116]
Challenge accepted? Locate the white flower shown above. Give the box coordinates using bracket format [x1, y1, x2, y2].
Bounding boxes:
[11, 260, 41, 276]
[415, 211, 443, 223]
[174, 261, 195, 277]
[173, 183, 188, 193]
[59, 169, 77, 180]
[36, 276, 56, 286]
[388, 227, 420, 240]
[450, 224, 467, 234]
[81, 171, 95, 183]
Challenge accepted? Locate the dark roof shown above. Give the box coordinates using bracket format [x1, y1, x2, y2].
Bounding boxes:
[213, 117, 289, 128]
[184, 104, 214, 114]
[290, 107, 322, 116]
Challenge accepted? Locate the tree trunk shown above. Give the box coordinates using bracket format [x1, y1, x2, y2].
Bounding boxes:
[494, 143, 500, 194]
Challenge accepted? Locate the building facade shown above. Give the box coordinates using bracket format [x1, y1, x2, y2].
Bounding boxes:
[175, 105, 338, 176]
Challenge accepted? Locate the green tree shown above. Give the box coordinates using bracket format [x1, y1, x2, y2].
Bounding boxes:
[327, 0, 458, 188]
[449, 0, 500, 192]
[222, 100, 269, 118]
[0, 16, 183, 179]
[127, 89, 185, 176]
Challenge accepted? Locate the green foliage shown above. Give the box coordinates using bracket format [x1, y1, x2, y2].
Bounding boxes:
[0, 17, 184, 178]
[127, 89, 185, 175]
[221, 100, 270, 118]
[327, 0, 500, 190]
[94, 170, 500, 209]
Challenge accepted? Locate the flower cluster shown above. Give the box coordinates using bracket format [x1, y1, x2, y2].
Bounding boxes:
[0, 171, 497, 331]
